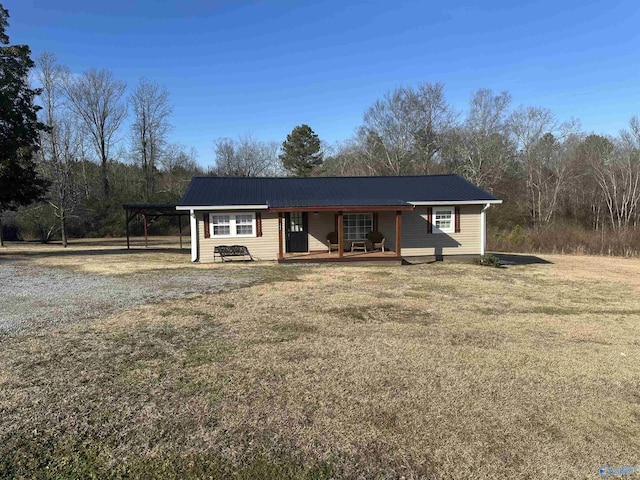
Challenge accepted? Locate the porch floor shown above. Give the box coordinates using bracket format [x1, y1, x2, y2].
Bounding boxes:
[279, 250, 401, 264]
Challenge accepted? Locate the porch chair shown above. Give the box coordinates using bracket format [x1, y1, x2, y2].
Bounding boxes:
[326, 231, 340, 253]
[367, 231, 385, 252]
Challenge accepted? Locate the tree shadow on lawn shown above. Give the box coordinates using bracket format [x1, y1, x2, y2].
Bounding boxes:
[1, 246, 188, 259]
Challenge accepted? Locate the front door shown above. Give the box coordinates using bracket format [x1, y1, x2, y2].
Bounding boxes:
[285, 212, 308, 253]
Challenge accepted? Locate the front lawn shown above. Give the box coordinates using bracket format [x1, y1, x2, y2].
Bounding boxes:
[1, 246, 638, 478]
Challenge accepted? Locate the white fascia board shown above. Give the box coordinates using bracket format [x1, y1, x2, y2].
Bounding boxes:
[176, 204, 269, 211]
[409, 200, 503, 206]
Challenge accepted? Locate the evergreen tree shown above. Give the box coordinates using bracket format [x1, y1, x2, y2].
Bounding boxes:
[279, 124, 323, 176]
[0, 4, 48, 245]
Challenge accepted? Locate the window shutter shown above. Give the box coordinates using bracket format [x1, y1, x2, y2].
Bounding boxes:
[203, 213, 210, 238]
[256, 212, 263, 237]
[455, 207, 461, 233]
[426, 207, 433, 234]
[373, 212, 379, 232]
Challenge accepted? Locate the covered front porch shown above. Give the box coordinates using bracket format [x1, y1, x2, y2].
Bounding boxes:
[273, 205, 411, 263]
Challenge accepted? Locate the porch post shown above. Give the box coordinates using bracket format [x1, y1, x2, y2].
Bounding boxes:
[395, 210, 402, 258]
[278, 212, 284, 260]
[337, 211, 344, 258]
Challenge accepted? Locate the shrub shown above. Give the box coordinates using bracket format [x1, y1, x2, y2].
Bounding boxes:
[474, 254, 502, 268]
[14, 203, 58, 243]
[508, 225, 525, 246]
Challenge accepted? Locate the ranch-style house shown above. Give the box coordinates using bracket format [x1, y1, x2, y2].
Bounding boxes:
[176, 174, 502, 263]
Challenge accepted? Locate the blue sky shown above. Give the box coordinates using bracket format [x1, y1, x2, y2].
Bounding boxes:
[5, 0, 640, 167]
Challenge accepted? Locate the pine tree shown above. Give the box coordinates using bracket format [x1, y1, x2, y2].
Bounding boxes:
[279, 124, 323, 177]
[0, 4, 48, 245]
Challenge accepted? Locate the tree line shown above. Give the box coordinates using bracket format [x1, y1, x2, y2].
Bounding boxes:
[214, 82, 640, 254]
[7, 50, 202, 244]
[318, 84, 640, 254]
[2, 2, 640, 255]
[0, 4, 202, 244]
[222, 82, 640, 253]
[0, 4, 328, 244]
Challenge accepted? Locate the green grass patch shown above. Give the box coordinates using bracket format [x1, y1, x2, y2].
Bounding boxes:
[525, 306, 580, 315]
[0, 435, 337, 480]
[328, 303, 435, 326]
[337, 306, 366, 322]
[403, 284, 457, 298]
[183, 338, 233, 367]
[271, 322, 319, 342]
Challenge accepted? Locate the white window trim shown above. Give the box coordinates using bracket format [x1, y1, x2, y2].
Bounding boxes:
[209, 212, 257, 238]
[433, 206, 455, 234]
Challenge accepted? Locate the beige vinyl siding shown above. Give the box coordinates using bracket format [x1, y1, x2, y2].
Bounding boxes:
[376, 211, 397, 250]
[307, 212, 335, 252]
[195, 205, 482, 261]
[401, 204, 482, 256]
[198, 211, 279, 262]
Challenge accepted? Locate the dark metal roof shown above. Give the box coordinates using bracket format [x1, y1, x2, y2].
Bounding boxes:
[177, 174, 499, 208]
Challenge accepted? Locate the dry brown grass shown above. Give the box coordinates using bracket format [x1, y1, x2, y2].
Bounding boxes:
[1, 237, 217, 275]
[1, 248, 640, 478]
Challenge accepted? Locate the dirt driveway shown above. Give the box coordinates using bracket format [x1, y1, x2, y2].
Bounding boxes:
[0, 239, 261, 332]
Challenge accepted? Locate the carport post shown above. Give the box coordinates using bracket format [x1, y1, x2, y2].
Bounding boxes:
[178, 215, 183, 249]
[125, 208, 130, 249]
[143, 213, 148, 248]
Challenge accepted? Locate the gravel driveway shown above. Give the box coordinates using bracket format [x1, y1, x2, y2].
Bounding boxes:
[0, 259, 256, 333]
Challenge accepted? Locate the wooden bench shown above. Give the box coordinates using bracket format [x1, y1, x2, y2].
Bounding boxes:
[213, 245, 254, 262]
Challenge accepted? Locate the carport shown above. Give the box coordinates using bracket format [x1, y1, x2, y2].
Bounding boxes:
[122, 203, 189, 249]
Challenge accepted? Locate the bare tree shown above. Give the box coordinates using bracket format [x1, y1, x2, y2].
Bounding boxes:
[578, 133, 640, 230]
[130, 78, 172, 200]
[508, 106, 580, 225]
[321, 139, 372, 176]
[36, 52, 82, 247]
[588, 119, 640, 229]
[212, 135, 281, 177]
[358, 82, 457, 175]
[450, 89, 513, 190]
[157, 143, 200, 198]
[620, 116, 640, 227]
[63, 69, 127, 197]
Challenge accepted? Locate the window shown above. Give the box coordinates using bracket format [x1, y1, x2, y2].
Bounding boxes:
[433, 207, 454, 234]
[343, 213, 373, 240]
[212, 215, 230, 236]
[235, 214, 254, 235]
[210, 213, 256, 237]
[289, 212, 304, 232]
